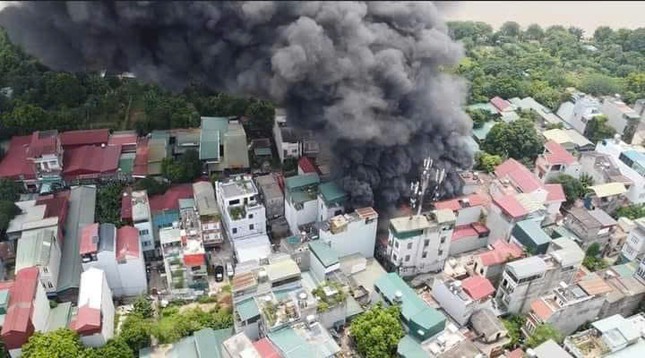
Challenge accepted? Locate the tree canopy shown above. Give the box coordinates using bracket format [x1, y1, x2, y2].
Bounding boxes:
[350, 303, 404, 358]
[22, 328, 85, 358]
[613, 204, 645, 220]
[0, 178, 20, 202]
[548, 174, 589, 206]
[526, 324, 563, 348]
[584, 115, 617, 144]
[132, 177, 169, 197]
[482, 119, 544, 163]
[474, 152, 503, 173]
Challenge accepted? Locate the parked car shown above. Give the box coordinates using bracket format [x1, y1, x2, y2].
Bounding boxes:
[215, 265, 224, 282]
[226, 262, 234, 278]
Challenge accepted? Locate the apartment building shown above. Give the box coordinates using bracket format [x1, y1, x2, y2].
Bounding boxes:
[216, 176, 267, 240]
[318, 207, 378, 259]
[386, 210, 456, 276]
[71, 268, 114, 348]
[494, 238, 584, 313]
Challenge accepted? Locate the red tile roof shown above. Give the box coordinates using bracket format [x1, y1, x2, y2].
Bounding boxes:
[1, 267, 39, 350]
[63, 145, 121, 179]
[132, 137, 149, 177]
[0, 135, 36, 180]
[530, 299, 554, 321]
[471, 222, 489, 235]
[508, 348, 525, 358]
[495, 159, 543, 193]
[149, 184, 193, 212]
[478, 240, 524, 266]
[80, 223, 100, 255]
[545, 183, 566, 203]
[253, 338, 282, 358]
[60, 129, 109, 148]
[116, 226, 140, 261]
[434, 198, 461, 211]
[462, 276, 495, 300]
[121, 192, 133, 221]
[27, 131, 58, 157]
[490, 96, 512, 112]
[452, 225, 479, 241]
[107, 133, 137, 147]
[72, 305, 102, 335]
[493, 194, 528, 218]
[183, 253, 205, 266]
[298, 156, 317, 174]
[544, 140, 576, 165]
[435, 193, 489, 211]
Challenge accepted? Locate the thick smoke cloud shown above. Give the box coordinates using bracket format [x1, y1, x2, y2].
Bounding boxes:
[0, 1, 474, 210]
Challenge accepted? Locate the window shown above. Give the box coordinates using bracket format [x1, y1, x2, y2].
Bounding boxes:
[438, 249, 443, 256]
[440, 236, 446, 244]
[424, 239, 429, 247]
[232, 228, 238, 234]
[407, 242, 412, 250]
[139, 229, 149, 236]
[405, 255, 410, 262]
[249, 224, 254, 230]
[143, 241, 150, 247]
[334, 210, 342, 216]
[422, 252, 427, 259]
[43, 267, 48, 273]
[47, 282, 53, 289]
[249, 214, 253, 219]
[394, 241, 399, 249]
[392, 253, 398, 262]
[296, 257, 302, 264]
[480, 268, 484, 275]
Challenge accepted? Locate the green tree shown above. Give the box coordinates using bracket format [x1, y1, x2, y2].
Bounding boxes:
[482, 119, 544, 162]
[568, 26, 585, 42]
[350, 303, 404, 358]
[467, 108, 495, 129]
[161, 149, 202, 183]
[502, 315, 526, 349]
[579, 74, 622, 96]
[95, 183, 125, 227]
[0, 200, 21, 235]
[594, 26, 614, 43]
[613, 204, 645, 220]
[584, 115, 617, 144]
[474, 152, 503, 173]
[95, 339, 134, 358]
[526, 324, 563, 348]
[548, 174, 587, 206]
[244, 100, 275, 138]
[133, 177, 169, 197]
[119, 314, 151, 354]
[524, 24, 544, 41]
[498, 21, 521, 39]
[132, 295, 154, 319]
[22, 328, 84, 358]
[0, 179, 20, 202]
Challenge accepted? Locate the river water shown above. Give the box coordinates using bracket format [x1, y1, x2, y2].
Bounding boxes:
[439, 1, 645, 36]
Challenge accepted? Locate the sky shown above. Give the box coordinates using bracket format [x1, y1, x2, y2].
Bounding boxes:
[439, 1, 645, 35]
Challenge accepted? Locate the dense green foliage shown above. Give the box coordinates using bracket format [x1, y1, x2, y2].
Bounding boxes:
[0, 29, 274, 141]
[450, 21, 645, 107]
[132, 296, 154, 319]
[613, 203, 645, 220]
[0, 200, 20, 235]
[548, 174, 589, 206]
[583, 243, 609, 271]
[132, 177, 169, 197]
[482, 119, 544, 163]
[502, 314, 527, 349]
[152, 306, 233, 344]
[118, 314, 152, 354]
[584, 115, 616, 144]
[161, 149, 203, 183]
[0, 179, 20, 202]
[95, 183, 126, 227]
[350, 303, 404, 358]
[526, 324, 564, 348]
[474, 152, 503, 173]
[467, 108, 498, 129]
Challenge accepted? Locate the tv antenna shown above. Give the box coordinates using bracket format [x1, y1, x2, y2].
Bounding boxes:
[409, 157, 446, 216]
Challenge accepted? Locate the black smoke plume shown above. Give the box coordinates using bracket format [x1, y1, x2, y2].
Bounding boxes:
[0, 1, 474, 210]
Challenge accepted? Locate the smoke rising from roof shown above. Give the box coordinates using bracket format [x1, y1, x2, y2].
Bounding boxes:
[0, 1, 474, 209]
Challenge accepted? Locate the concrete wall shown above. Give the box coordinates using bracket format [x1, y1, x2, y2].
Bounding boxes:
[83, 253, 123, 297]
[116, 256, 147, 297]
[33, 282, 50, 332]
[41, 239, 61, 294]
[431, 279, 474, 326]
[135, 221, 155, 253]
[456, 206, 483, 226]
[319, 218, 377, 258]
[547, 296, 605, 335]
[449, 234, 488, 256]
[285, 198, 318, 235]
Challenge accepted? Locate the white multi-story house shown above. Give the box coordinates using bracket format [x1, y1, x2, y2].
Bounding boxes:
[601, 96, 641, 143]
[561, 95, 603, 135]
[72, 268, 115, 348]
[318, 207, 378, 258]
[284, 173, 321, 235]
[216, 176, 267, 240]
[595, 137, 645, 204]
[15, 228, 61, 295]
[193, 181, 223, 247]
[431, 275, 495, 326]
[621, 217, 645, 263]
[535, 140, 581, 183]
[317, 182, 347, 222]
[494, 238, 584, 314]
[129, 190, 156, 258]
[80, 223, 147, 297]
[386, 209, 456, 276]
[273, 109, 300, 163]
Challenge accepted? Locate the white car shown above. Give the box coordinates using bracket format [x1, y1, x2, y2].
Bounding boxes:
[226, 262, 234, 278]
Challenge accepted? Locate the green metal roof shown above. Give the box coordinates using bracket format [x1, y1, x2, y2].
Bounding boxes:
[254, 147, 272, 157]
[118, 157, 134, 174]
[194, 327, 233, 358]
[375, 273, 446, 340]
[309, 241, 339, 268]
[345, 295, 364, 319]
[318, 182, 347, 205]
[472, 121, 496, 142]
[46, 302, 72, 331]
[200, 117, 229, 161]
[268, 325, 340, 358]
[285, 174, 320, 191]
[15, 229, 55, 272]
[397, 335, 427, 358]
[169, 336, 199, 358]
[611, 262, 637, 278]
[511, 220, 551, 254]
[236, 298, 261, 322]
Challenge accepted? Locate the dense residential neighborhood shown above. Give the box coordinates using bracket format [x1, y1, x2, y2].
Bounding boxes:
[0, 2, 644, 358]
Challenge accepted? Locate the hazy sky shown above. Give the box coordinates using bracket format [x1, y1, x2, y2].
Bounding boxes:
[440, 1, 645, 35]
